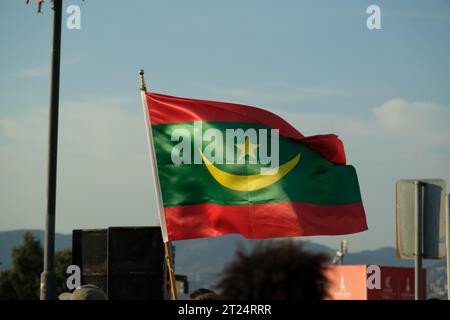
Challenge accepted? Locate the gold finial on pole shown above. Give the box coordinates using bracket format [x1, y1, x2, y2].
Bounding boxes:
[139, 69, 147, 91]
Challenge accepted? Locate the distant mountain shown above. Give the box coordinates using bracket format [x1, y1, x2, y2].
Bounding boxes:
[172, 235, 443, 292]
[346, 247, 415, 267]
[0, 230, 441, 273]
[173, 235, 335, 276]
[172, 235, 337, 291]
[172, 235, 426, 275]
[0, 230, 446, 297]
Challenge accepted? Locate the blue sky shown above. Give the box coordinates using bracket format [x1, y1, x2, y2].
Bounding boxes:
[1, 0, 449, 251]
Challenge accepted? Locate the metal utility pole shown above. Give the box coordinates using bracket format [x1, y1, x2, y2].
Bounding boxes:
[40, 0, 63, 300]
[340, 240, 348, 265]
[333, 240, 348, 265]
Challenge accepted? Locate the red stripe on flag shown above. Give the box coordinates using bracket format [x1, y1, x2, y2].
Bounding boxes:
[146, 92, 346, 164]
[146, 92, 303, 139]
[165, 202, 367, 241]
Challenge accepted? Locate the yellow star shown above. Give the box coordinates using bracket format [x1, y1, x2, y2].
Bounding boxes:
[235, 137, 260, 160]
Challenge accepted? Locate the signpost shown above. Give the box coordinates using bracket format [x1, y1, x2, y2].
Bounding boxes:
[396, 179, 448, 300]
[414, 181, 423, 300]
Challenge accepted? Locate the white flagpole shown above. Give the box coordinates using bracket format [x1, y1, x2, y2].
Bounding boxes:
[139, 70, 177, 300]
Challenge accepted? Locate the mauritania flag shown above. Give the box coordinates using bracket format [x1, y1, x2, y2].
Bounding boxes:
[141, 91, 367, 241]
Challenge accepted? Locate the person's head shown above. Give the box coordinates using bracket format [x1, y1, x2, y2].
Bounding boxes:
[58, 284, 108, 300]
[216, 240, 331, 300]
[188, 288, 218, 300]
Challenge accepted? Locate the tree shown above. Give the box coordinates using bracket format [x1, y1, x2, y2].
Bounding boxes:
[0, 232, 72, 300]
[55, 248, 72, 294]
[0, 232, 43, 299]
[0, 270, 16, 299]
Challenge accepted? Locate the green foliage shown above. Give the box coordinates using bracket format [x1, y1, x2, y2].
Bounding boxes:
[0, 232, 71, 300]
[0, 270, 16, 299]
[55, 248, 72, 294]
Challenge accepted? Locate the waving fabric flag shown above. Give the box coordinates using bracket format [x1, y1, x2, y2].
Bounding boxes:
[141, 91, 367, 241]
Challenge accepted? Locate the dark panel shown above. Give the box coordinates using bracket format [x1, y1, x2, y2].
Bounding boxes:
[72, 229, 107, 292]
[108, 227, 164, 274]
[72, 227, 166, 300]
[107, 227, 165, 300]
[108, 274, 164, 300]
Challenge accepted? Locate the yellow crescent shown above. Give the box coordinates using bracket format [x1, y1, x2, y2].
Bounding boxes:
[200, 150, 301, 192]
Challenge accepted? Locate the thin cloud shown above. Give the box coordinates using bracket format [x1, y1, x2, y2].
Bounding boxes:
[14, 57, 84, 79]
[16, 65, 49, 78]
[288, 99, 450, 150]
[0, 97, 159, 232]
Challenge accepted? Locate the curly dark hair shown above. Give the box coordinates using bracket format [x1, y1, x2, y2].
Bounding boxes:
[188, 288, 218, 300]
[215, 240, 331, 300]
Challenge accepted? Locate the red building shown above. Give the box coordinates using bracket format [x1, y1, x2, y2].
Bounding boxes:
[326, 265, 426, 300]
